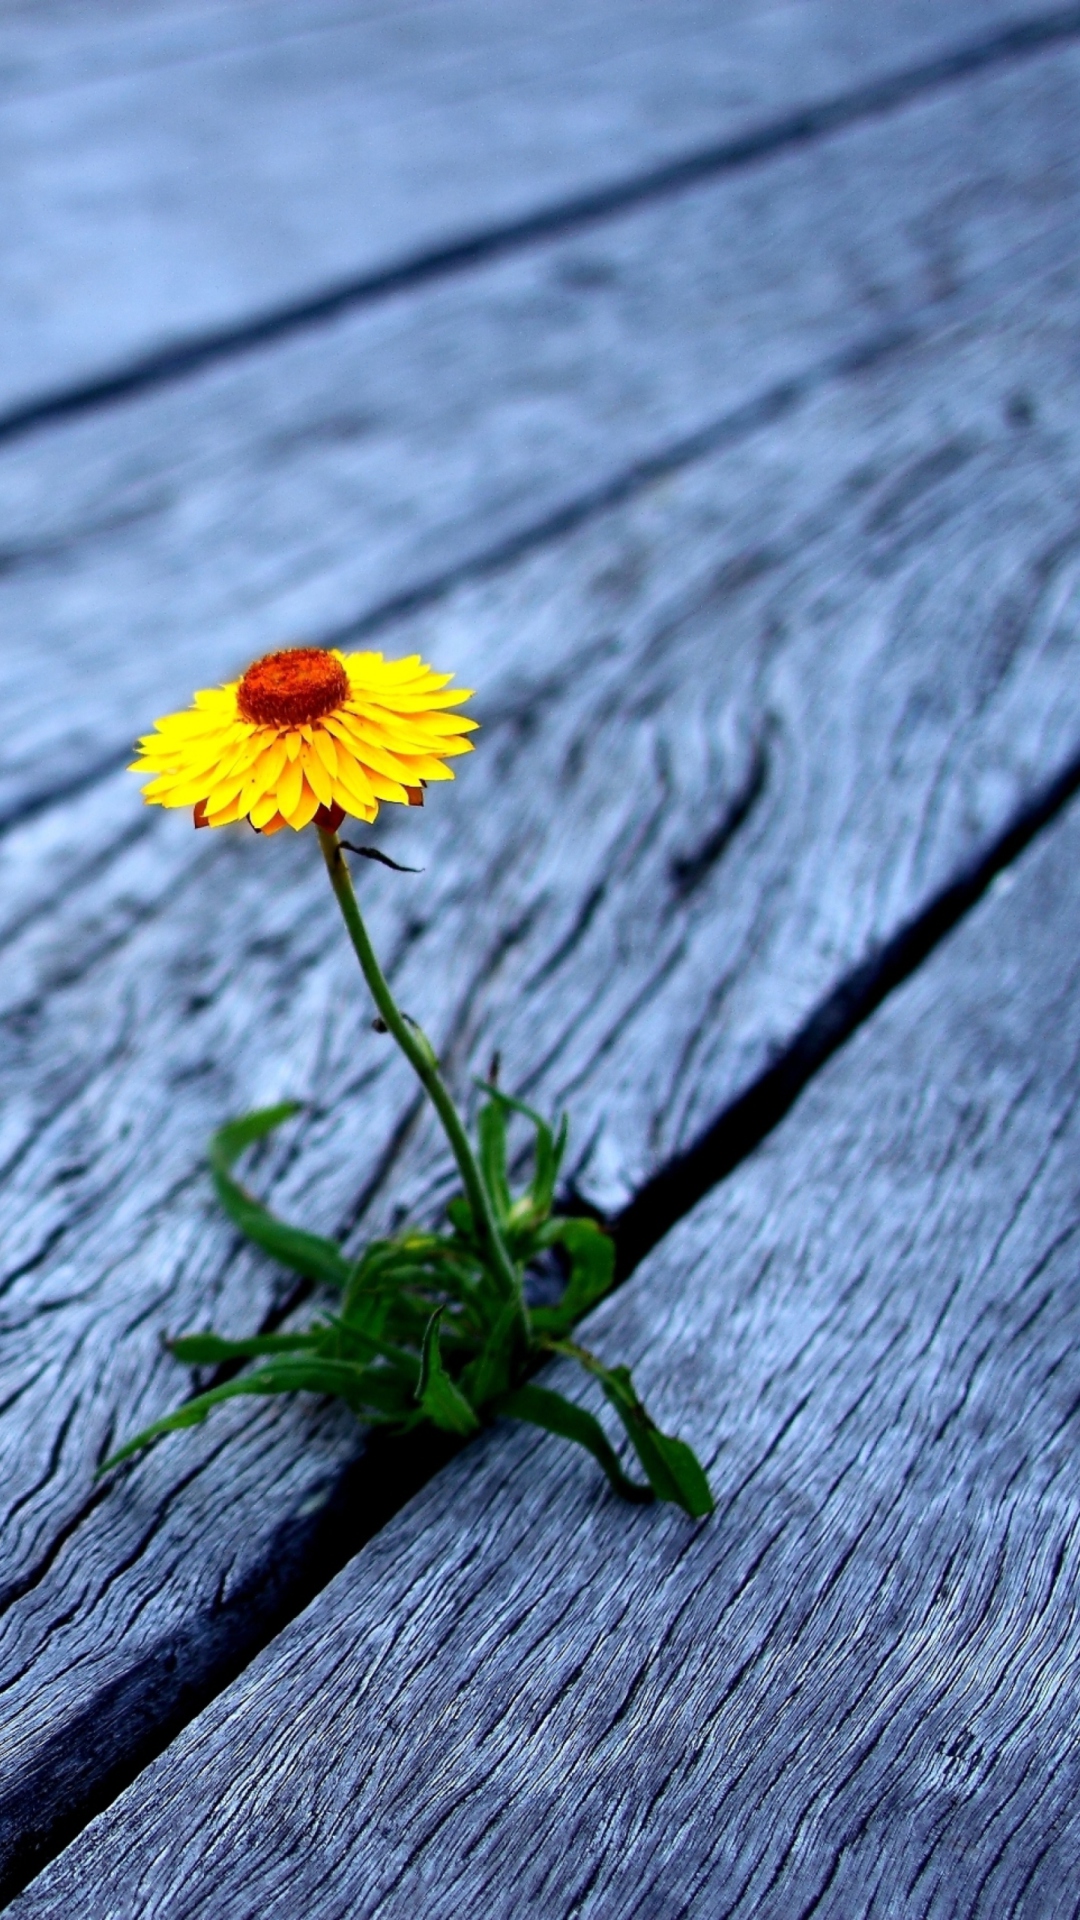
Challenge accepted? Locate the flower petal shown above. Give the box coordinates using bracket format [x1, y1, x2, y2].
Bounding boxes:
[131, 647, 474, 830]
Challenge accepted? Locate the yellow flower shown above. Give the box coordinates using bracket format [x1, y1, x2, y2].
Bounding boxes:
[130, 646, 477, 834]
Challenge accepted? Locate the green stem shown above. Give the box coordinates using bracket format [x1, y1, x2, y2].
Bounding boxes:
[539, 1336, 605, 1374]
[317, 828, 522, 1310]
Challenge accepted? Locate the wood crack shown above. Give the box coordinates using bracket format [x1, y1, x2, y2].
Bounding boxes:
[613, 735, 1080, 1278]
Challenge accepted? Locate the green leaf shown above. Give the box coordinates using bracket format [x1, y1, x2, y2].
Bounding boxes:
[446, 1196, 475, 1240]
[345, 1368, 424, 1420]
[529, 1217, 615, 1335]
[531, 1111, 568, 1219]
[168, 1331, 323, 1364]
[472, 1082, 550, 1138]
[460, 1296, 520, 1407]
[416, 1311, 481, 1435]
[210, 1102, 302, 1164]
[100, 1355, 413, 1471]
[477, 1098, 511, 1223]
[474, 1082, 568, 1220]
[317, 1320, 418, 1382]
[496, 1383, 652, 1503]
[209, 1105, 353, 1289]
[539, 1340, 712, 1518]
[342, 1241, 486, 1330]
[593, 1363, 713, 1518]
[340, 1240, 419, 1322]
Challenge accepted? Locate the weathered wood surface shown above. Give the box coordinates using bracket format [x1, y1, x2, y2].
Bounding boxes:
[2, 6, 1080, 1906]
[18, 699, 1080, 1920]
[0, 0, 1068, 419]
[4, 39, 1080, 824]
[4, 79, 1080, 1891]
[3, 248, 1080, 1895]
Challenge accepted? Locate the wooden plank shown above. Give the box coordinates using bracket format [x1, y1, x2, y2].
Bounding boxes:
[0, 241, 1080, 1896]
[0, 51, 1079, 1890]
[2, 39, 1079, 830]
[15, 760, 1080, 1919]
[0, 0, 1066, 415]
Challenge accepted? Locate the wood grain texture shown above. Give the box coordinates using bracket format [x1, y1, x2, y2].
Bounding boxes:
[2, 29, 1080, 1895]
[18, 755, 1080, 1920]
[2, 42, 1079, 830]
[0, 0, 1067, 414]
[1, 239, 1080, 1894]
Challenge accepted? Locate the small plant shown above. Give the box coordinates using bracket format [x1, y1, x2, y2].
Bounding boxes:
[106, 646, 713, 1519]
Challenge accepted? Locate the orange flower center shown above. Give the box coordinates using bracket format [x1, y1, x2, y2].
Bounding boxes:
[237, 647, 349, 729]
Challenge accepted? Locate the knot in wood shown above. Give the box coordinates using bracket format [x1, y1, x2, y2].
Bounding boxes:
[237, 648, 348, 728]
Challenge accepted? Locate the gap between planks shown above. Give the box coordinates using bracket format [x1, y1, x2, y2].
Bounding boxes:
[2, 1, 1079, 448]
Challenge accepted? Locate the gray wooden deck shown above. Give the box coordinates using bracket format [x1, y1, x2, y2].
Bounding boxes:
[3, 4, 1080, 1914]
